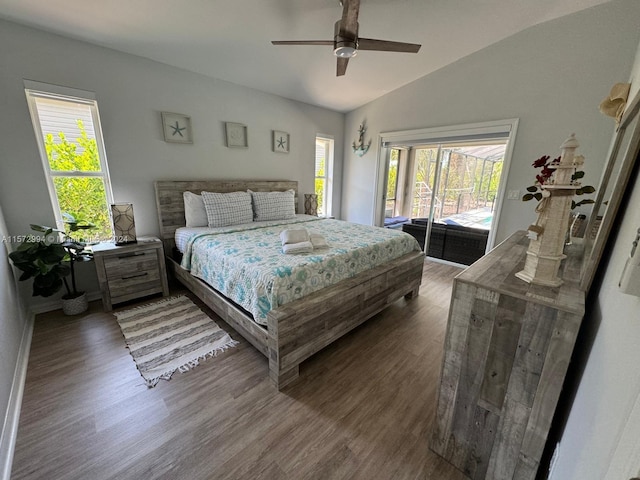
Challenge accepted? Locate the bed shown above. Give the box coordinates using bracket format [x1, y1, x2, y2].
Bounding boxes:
[155, 180, 425, 389]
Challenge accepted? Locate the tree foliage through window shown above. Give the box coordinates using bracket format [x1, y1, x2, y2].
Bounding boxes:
[45, 120, 112, 241]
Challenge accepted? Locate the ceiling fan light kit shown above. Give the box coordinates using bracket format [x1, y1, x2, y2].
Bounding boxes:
[334, 43, 358, 58]
[334, 19, 358, 58]
[271, 0, 421, 76]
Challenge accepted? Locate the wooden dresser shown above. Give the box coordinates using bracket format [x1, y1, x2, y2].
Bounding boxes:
[431, 231, 585, 480]
[93, 237, 169, 311]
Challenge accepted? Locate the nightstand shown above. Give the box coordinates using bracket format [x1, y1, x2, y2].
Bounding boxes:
[92, 237, 169, 311]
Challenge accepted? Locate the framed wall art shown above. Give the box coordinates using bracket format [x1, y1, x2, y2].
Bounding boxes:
[225, 122, 248, 148]
[273, 130, 290, 153]
[161, 112, 193, 144]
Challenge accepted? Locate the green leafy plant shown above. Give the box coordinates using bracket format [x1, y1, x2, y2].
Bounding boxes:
[8, 214, 94, 298]
[522, 154, 596, 209]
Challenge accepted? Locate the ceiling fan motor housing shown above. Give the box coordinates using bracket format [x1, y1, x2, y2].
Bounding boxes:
[334, 20, 358, 58]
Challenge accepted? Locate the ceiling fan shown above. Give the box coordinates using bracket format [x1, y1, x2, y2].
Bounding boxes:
[271, 0, 421, 77]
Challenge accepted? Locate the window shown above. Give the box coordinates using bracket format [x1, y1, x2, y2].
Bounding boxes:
[315, 136, 334, 217]
[385, 149, 399, 217]
[25, 83, 113, 241]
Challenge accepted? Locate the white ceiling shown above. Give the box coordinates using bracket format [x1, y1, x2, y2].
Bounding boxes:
[0, 0, 612, 112]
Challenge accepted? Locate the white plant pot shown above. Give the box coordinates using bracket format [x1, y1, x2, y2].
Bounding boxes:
[62, 292, 88, 316]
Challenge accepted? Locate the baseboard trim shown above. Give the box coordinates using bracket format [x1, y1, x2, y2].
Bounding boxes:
[426, 256, 468, 269]
[0, 311, 34, 480]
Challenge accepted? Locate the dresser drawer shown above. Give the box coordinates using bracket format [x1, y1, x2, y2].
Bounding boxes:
[104, 248, 159, 278]
[108, 268, 162, 300]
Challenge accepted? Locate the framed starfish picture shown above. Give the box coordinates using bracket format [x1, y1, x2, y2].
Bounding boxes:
[273, 130, 290, 153]
[161, 112, 193, 144]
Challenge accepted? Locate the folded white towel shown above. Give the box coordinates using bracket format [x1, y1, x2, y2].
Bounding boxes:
[309, 233, 329, 249]
[280, 228, 309, 245]
[282, 241, 314, 254]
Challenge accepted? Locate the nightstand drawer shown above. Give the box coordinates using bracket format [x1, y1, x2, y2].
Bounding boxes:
[108, 268, 162, 299]
[92, 237, 170, 311]
[104, 248, 159, 277]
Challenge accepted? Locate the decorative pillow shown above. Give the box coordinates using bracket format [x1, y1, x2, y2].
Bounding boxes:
[201, 191, 253, 227]
[183, 192, 208, 227]
[249, 189, 296, 222]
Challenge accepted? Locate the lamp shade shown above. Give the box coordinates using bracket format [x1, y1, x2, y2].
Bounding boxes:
[111, 203, 137, 245]
[304, 194, 318, 216]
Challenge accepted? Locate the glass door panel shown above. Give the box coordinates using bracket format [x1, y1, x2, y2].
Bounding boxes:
[410, 141, 506, 265]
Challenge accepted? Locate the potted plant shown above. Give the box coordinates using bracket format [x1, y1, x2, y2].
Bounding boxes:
[9, 214, 95, 315]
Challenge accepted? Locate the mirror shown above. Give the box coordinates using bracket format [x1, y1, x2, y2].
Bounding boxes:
[581, 89, 640, 291]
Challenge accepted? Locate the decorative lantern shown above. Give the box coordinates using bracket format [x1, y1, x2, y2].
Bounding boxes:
[111, 203, 137, 245]
[304, 194, 318, 216]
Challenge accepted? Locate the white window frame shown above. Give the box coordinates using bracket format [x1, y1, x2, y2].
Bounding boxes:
[24, 80, 114, 232]
[315, 135, 334, 217]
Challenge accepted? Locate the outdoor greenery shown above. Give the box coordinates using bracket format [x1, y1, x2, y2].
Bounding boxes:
[386, 150, 399, 214]
[411, 147, 503, 219]
[315, 156, 326, 216]
[44, 120, 112, 241]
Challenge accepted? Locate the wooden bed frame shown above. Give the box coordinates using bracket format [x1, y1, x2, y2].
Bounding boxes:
[154, 180, 425, 389]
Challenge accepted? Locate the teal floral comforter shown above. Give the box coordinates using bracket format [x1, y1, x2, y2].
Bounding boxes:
[180, 217, 421, 326]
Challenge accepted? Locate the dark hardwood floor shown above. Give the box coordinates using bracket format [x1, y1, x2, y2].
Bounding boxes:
[11, 259, 467, 480]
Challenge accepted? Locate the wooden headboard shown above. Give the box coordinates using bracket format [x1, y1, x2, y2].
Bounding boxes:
[154, 180, 299, 252]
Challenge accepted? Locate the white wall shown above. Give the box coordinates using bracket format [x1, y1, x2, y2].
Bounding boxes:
[550, 35, 640, 480]
[341, 0, 640, 244]
[0, 19, 344, 309]
[0, 203, 30, 480]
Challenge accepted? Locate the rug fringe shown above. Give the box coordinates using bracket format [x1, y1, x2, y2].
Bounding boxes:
[144, 339, 240, 388]
[113, 294, 188, 317]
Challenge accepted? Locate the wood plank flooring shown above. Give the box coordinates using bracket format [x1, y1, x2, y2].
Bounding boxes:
[11, 260, 468, 480]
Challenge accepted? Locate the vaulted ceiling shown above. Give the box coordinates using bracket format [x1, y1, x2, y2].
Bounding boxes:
[0, 0, 612, 112]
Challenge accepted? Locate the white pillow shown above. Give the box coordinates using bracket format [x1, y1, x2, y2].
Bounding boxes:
[201, 191, 253, 227]
[249, 189, 296, 222]
[183, 192, 208, 227]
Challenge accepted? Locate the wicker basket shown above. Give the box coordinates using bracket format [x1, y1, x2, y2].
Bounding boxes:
[62, 292, 88, 316]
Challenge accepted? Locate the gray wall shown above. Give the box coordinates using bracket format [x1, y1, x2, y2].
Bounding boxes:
[0, 19, 345, 309]
[341, 0, 640, 245]
[0, 203, 29, 479]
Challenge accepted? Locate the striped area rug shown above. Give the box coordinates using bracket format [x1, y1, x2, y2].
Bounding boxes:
[114, 295, 239, 387]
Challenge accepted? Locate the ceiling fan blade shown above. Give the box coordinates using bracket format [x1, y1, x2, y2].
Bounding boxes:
[340, 0, 360, 38]
[271, 40, 334, 46]
[358, 38, 421, 53]
[337, 57, 349, 76]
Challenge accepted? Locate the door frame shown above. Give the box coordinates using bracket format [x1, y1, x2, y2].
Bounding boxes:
[374, 118, 519, 252]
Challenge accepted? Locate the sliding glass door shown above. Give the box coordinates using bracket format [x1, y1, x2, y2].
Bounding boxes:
[380, 127, 513, 265]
